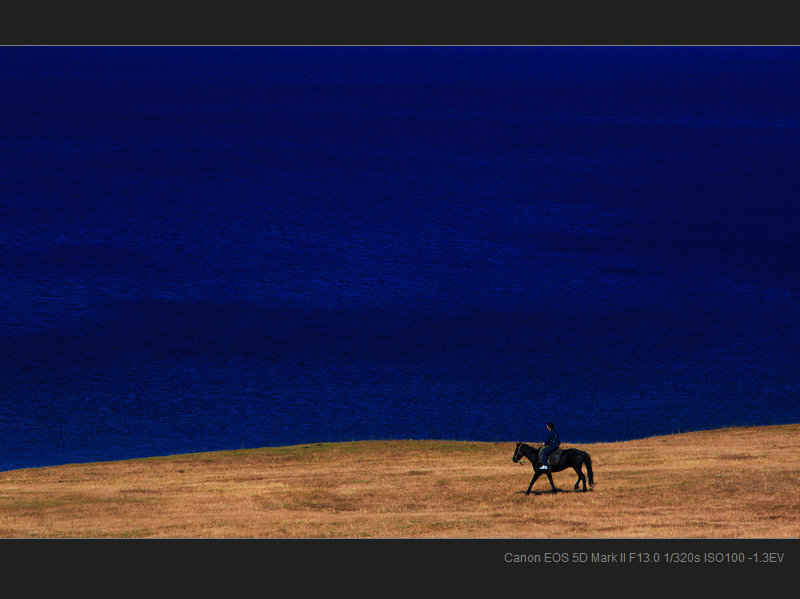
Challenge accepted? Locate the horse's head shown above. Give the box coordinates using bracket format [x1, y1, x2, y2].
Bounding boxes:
[512, 441, 524, 463]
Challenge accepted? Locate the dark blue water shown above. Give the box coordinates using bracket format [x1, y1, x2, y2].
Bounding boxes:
[1, 47, 798, 471]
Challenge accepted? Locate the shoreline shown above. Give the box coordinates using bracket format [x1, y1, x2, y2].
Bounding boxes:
[5, 422, 796, 474]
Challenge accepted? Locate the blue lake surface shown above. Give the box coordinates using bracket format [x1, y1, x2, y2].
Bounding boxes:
[1, 46, 798, 471]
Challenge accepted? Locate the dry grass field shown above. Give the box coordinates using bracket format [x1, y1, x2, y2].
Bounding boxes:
[1, 424, 798, 538]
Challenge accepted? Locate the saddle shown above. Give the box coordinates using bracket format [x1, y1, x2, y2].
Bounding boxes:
[538, 447, 562, 466]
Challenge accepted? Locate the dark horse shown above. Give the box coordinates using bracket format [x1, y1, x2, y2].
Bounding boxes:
[512, 442, 594, 494]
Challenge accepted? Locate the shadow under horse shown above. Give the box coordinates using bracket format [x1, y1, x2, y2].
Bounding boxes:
[512, 442, 594, 494]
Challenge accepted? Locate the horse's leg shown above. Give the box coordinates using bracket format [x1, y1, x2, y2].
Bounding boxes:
[568, 456, 583, 492]
[546, 471, 556, 492]
[526, 471, 542, 495]
[573, 464, 586, 492]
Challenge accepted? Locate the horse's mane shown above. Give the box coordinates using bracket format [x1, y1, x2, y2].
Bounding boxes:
[518, 442, 544, 453]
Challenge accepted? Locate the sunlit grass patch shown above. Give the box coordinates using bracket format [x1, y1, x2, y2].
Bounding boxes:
[0, 424, 798, 537]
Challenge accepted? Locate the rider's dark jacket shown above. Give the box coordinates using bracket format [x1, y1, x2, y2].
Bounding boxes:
[544, 429, 560, 448]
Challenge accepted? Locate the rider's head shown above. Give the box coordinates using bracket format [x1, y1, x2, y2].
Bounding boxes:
[547, 422, 554, 430]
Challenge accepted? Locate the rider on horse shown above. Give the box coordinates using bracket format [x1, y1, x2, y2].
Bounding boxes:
[540, 422, 560, 470]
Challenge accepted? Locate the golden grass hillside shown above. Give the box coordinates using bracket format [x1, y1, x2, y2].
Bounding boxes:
[1, 424, 798, 538]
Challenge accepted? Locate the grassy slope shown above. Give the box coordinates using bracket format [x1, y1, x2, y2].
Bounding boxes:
[1, 424, 798, 538]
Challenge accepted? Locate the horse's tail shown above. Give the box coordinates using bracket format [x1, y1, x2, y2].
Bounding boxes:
[583, 451, 594, 487]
